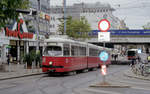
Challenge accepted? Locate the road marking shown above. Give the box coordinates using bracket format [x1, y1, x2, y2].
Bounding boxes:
[131, 87, 150, 91]
[0, 84, 16, 89]
[116, 80, 150, 85]
[85, 88, 122, 94]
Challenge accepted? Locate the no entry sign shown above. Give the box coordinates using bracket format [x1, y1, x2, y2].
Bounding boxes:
[98, 19, 110, 32]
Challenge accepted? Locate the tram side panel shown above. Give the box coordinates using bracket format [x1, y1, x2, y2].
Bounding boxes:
[87, 57, 99, 68]
[42, 56, 88, 72]
[87, 48, 100, 68]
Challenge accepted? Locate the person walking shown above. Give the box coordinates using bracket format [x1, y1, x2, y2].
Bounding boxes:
[7, 53, 11, 65]
[111, 54, 114, 60]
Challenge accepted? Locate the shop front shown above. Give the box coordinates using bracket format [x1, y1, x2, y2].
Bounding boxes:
[2, 16, 45, 64]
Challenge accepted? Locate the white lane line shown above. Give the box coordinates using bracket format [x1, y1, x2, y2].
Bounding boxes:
[85, 88, 122, 94]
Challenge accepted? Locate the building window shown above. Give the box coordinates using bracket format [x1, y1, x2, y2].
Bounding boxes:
[97, 9, 99, 12]
[53, 24, 55, 28]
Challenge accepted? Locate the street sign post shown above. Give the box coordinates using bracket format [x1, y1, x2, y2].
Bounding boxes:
[101, 65, 107, 76]
[99, 51, 109, 83]
[98, 19, 110, 84]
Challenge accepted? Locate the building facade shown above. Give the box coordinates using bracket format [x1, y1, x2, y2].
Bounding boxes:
[27, 0, 50, 35]
[48, 2, 121, 34]
[0, 14, 45, 64]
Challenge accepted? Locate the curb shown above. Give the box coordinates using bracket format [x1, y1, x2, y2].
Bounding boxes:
[89, 84, 131, 88]
[124, 70, 150, 81]
[0, 72, 45, 81]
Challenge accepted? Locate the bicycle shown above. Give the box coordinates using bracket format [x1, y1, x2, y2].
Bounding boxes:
[141, 61, 150, 77]
[131, 60, 141, 75]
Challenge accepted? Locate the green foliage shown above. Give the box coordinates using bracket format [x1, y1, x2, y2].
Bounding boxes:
[0, 0, 29, 29]
[58, 16, 91, 39]
[23, 50, 42, 66]
[35, 51, 42, 64]
[23, 50, 36, 66]
[143, 22, 150, 29]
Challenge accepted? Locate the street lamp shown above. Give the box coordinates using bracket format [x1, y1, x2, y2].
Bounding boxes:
[63, 0, 66, 34]
[36, 0, 40, 53]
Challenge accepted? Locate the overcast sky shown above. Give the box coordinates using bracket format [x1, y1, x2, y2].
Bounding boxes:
[50, 0, 150, 29]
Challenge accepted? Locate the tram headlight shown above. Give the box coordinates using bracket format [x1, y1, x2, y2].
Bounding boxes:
[49, 61, 53, 65]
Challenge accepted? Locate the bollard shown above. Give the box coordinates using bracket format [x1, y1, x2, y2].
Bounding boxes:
[17, 62, 20, 74]
[37, 62, 39, 72]
[8, 63, 11, 72]
[32, 61, 33, 73]
[25, 62, 28, 74]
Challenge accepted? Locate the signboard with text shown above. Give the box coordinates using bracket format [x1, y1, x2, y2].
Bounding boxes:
[98, 32, 110, 42]
[90, 30, 150, 36]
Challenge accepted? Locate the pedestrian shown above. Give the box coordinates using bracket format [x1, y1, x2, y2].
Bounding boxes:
[114, 54, 117, 61]
[137, 56, 141, 63]
[131, 58, 135, 67]
[111, 54, 114, 60]
[7, 53, 11, 65]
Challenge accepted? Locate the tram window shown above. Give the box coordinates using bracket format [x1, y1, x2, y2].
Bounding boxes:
[79, 47, 86, 56]
[89, 48, 98, 56]
[71, 46, 78, 56]
[71, 46, 75, 56]
[63, 44, 70, 56]
[44, 46, 62, 56]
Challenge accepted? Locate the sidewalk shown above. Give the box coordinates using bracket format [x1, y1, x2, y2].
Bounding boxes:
[124, 68, 150, 81]
[0, 63, 43, 81]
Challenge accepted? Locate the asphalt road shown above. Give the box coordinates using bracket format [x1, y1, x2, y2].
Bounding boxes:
[0, 65, 150, 94]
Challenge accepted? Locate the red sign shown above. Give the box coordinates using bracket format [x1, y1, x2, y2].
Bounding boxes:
[98, 19, 110, 32]
[5, 19, 33, 39]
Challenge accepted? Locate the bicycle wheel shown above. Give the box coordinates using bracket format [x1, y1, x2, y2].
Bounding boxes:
[142, 68, 149, 77]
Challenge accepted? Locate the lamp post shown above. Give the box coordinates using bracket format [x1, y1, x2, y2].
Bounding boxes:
[63, 0, 66, 34]
[36, 0, 40, 53]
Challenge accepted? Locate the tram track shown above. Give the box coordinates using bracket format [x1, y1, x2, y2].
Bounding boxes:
[32, 65, 128, 94]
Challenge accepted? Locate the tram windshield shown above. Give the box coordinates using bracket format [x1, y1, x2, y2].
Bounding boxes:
[44, 46, 62, 56]
[128, 51, 136, 56]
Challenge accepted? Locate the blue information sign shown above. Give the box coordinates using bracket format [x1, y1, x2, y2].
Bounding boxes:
[99, 51, 109, 62]
[89, 30, 150, 36]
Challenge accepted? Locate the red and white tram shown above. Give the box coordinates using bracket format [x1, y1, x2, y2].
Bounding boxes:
[42, 37, 111, 74]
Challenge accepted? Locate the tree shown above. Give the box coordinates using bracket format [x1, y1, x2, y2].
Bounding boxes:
[0, 0, 29, 30]
[58, 16, 91, 39]
[143, 22, 150, 29]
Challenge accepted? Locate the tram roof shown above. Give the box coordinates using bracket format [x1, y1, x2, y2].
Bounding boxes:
[45, 37, 104, 49]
